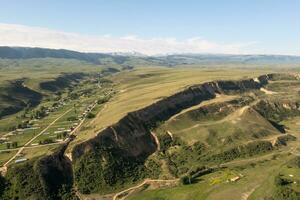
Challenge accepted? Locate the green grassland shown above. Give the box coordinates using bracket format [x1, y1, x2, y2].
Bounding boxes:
[0, 57, 116, 121]
[1, 59, 300, 200]
[0, 58, 102, 99]
[99, 68, 300, 200]
[127, 149, 300, 200]
[70, 67, 273, 144]
[154, 95, 279, 145]
[127, 155, 290, 200]
[0, 59, 115, 165]
[65, 66, 278, 155]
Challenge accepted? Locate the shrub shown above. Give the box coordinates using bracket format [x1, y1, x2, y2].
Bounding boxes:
[0, 175, 6, 197]
[39, 138, 55, 144]
[97, 97, 109, 104]
[86, 113, 95, 119]
[274, 175, 290, 186]
[11, 142, 18, 148]
[207, 141, 273, 162]
[74, 149, 147, 194]
[274, 186, 300, 200]
[2, 161, 45, 199]
[180, 175, 192, 185]
[241, 141, 273, 156]
[67, 116, 77, 121]
[293, 156, 300, 168]
[158, 134, 173, 152]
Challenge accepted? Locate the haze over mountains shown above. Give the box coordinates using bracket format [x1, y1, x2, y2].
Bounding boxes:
[1, 46, 300, 66]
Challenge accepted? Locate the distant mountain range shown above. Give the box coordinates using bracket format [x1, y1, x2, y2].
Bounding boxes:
[0, 46, 128, 65]
[1, 46, 300, 66]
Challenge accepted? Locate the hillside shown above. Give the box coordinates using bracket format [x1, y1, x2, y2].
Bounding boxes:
[0, 60, 299, 200]
[0, 73, 293, 197]
[0, 46, 131, 65]
[0, 79, 43, 117]
[1, 47, 300, 67]
[2, 1, 300, 200]
[153, 54, 300, 65]
[69, 72, 300, 199]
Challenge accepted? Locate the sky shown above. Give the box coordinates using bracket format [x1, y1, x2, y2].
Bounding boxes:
[0, 0, 299, 55]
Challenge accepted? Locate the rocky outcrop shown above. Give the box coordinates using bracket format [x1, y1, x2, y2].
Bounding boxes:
[73, 77, 267, 160]
[173, 96, 254, 122]
[256, 73, 298, 84]
[253, 99, 300, 122]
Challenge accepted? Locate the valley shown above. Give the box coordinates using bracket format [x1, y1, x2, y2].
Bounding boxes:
[1, 1, 300, 200]
[0, 49, 299, 200]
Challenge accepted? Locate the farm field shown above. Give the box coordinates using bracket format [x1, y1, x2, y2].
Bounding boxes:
[0, 65, 114, 166]
[0, 55, 300, 200]
[2, 1, 300, 199]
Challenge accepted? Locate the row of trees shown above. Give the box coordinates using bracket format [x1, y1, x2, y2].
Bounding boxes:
[6, 142, 18, 149]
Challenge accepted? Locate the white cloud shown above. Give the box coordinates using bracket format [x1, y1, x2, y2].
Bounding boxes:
[0, 23, 256, 55]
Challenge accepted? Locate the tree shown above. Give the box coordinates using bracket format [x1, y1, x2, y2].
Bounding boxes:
[67, 116, 77, 121]
[6, 143, 11, 149]
[12, 142, 18, 148]
[180, 175, 192, 185]
[0, 175, 7, 197]
[86, 113, 95, 119]
[274, 175, 290, 186]
[41, 138, 55, 144]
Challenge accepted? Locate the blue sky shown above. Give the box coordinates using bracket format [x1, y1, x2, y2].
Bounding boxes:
[0, 0, 299, 55]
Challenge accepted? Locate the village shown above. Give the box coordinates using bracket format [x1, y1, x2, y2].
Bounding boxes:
[0, 77, 113, 167]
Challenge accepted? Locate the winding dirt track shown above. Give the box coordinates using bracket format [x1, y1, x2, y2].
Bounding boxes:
[110, 130, 178, 200]
[112, 179, 178, 200]
[177, 105, 250, 134]
[0, 99, 99, 173]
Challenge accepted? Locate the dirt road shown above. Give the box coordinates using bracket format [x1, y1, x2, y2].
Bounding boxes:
[177, 105, 250, 133]
[113, 179, 178, 200]
[1, 108, 73, 170]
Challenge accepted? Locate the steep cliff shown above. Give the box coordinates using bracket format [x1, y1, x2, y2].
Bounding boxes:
[3, 73, 295, 197]
[73, 77, 268, 157]
[72, 75, 270, 193]
[253, 99, 300, 122]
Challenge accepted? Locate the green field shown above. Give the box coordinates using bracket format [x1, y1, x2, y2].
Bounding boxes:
[81, 67, 300, 200]
[0, 60, 115, 165]
[1, 57, 300, 200]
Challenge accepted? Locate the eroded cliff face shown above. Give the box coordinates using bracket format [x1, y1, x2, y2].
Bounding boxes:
[253, 99, 300, 122]
[71, 75, 272, 193]
[3, 73, 297, 198]
[72, 78, 267, 160]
